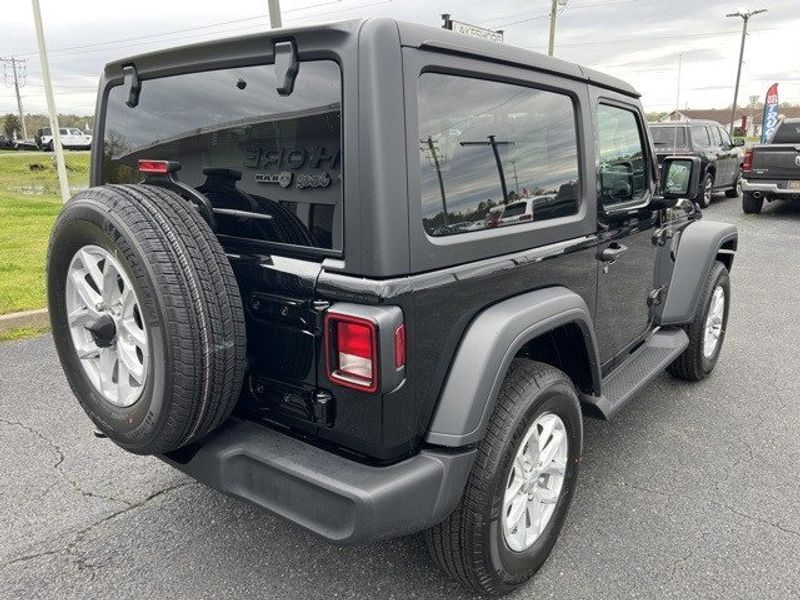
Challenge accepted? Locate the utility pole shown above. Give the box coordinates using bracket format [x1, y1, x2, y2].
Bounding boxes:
[268, 0, 282, 28]
[422, 136, 449, 226]
[548, 0, 568, 57]
[726, 7, 767, 136]
[460, 136, 515, 203]
[31, 0, 70, 203]
[674, 53, 682, 112]
[1, 56, 28, 139]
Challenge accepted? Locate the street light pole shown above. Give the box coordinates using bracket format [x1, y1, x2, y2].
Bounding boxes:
[547, 0, 568, 57]
[726, 7, 767, 136]
[31, 0, 70, 203]
[268, 0, 282, 28]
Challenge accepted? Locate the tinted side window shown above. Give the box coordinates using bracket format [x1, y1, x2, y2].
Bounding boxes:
[707, 126, 721, 146]
[417, 73, 581, 237]
[718, 127, 732, 147]
[597, 104, 648, 207]
[690, 125, 710, 147]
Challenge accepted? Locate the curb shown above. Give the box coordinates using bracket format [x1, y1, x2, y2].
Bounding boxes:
[0, 308, 50, 334]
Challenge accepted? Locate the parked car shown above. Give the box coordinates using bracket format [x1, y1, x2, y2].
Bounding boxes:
[0, 135, 38, 150]
[46, 19, 737, 596]
[741, 117, 800, 213]
[649, 120, 744, 207]
[36, 126, 92, 150]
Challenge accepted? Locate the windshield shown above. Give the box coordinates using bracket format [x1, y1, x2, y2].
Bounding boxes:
[101, 60, 342, 251]
[650, 126, 688, 148]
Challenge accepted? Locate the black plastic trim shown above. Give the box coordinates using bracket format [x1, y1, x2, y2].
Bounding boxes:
[161, 419, 476, 545]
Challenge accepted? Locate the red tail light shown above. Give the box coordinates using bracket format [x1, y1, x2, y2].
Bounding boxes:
[743, 149, 753, 172]
[137, 159, 181, 175]
[138, 160, 170, 174]
[325, 313, 378, 392]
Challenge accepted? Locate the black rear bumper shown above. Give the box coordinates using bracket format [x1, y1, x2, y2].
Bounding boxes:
[162, 419, 475, 545]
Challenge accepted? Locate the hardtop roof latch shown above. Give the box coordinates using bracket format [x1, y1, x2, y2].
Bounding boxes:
[122, 64, 141, 108]
[274, 40, 299, 96]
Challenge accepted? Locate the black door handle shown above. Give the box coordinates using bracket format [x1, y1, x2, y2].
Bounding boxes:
[600, 243, 628, 262]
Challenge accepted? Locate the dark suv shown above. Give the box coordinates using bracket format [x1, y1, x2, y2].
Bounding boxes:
[649, 120, 744, 207]
[46, 19, 737, 596]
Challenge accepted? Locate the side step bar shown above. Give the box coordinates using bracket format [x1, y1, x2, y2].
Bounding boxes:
[587, 328, 689, 419]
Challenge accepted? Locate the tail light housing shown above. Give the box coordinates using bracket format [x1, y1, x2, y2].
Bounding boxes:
[324, 305, 405, 394]
[743, 149, 753, 173]
[137, 159, 181, 175]
[326, 314, 378, 392]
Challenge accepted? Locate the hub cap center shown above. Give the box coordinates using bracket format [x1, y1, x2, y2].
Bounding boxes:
[84, 314, 117, 348]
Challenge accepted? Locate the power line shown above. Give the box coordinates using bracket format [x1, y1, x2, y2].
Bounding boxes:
[522, 26, 776, 49]
[7, 0, 344, 58]
[486, 0, 654, 28]
[8, 0, 392, 62]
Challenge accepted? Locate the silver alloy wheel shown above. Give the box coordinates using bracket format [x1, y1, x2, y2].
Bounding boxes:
[502, 412, 568, 552]
[704, 175, 713, 205]
[703, 285, 726, 359]
[65, 245, 148, 408]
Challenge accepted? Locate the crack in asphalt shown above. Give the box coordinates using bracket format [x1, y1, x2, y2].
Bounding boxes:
[618, 480, 800, 539]
[1, 480, 197, 572]
[0, 418, 133, 507]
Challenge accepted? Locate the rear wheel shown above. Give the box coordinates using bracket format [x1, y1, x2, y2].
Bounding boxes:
[725, 169, 742, 198]
[48, 184, 246, 454]
[742, 192, 763, 214]
[696, 172, 713, 208]
[425, 360, 582, 596]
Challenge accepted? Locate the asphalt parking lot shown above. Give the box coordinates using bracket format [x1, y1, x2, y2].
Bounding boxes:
[2, 195, 799, 600]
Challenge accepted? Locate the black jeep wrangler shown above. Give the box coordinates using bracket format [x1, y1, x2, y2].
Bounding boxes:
[47, 19, 737, 596]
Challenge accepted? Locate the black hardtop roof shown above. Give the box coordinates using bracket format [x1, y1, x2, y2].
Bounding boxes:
[105, 18, 639, 98]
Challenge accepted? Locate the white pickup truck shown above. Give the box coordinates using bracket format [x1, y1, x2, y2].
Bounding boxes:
[36, 127, 92, 151]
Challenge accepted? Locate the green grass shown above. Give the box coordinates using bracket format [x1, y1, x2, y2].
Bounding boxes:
[0, 150, 90, 196]
[0, 151, 90, 316]
[0, 191, 63, 313]
[0, 326, 50, 343]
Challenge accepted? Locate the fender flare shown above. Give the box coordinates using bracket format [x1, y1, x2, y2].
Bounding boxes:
[659, 219, 737, 326]
[425, 286, 601, 447]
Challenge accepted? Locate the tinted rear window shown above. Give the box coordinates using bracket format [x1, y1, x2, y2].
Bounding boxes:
[501, 202, 527, 218]
[771, 121, 800, 143]
[650, 126, 687, 148]
[102, 60, 342, 251]
[690, 125, 710, 147]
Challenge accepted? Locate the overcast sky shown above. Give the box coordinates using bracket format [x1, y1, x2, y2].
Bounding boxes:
[1, 0, 797, 116]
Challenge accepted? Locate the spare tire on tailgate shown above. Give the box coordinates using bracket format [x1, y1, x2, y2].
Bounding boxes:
[47, 184, 246, 454]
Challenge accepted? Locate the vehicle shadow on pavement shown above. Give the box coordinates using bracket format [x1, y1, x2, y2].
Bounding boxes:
[757, 200, 800, 220]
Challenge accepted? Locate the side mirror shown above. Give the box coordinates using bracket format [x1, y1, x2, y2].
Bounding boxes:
[661, 155, 701, 199]
[733, 137, 746, 147]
